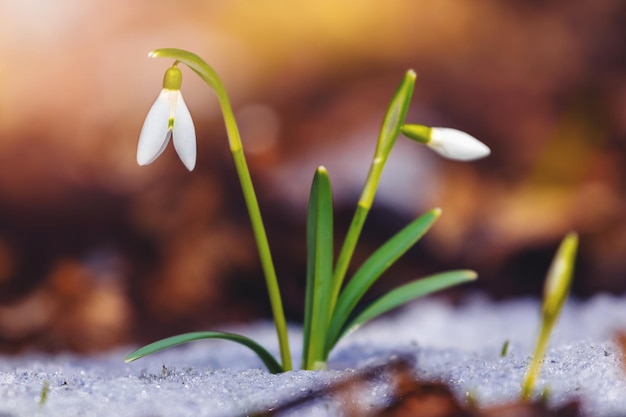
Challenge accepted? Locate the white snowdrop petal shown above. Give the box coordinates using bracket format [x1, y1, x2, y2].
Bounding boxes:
[429, 128, 490, 161]
[172, 92, 197, 171]
[137, 90, 172, 166]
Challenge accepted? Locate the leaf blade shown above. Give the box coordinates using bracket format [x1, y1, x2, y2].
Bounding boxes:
[302, 167, 334, 369]
[330, 270, 477, 350]
[326, 208, 440, 354]
[124, 331, 283, 374]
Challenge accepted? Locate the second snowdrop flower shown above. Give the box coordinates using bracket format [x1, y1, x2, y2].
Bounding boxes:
[401, 124, 490, 161]
[137, 65, 197, 171]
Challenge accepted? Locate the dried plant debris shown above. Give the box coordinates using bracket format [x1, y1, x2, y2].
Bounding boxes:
[249, 357, 581, 417]
[614, 331, 626, 374]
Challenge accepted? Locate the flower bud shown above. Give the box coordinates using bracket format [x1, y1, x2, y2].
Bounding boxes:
[401, 124, 490, 161]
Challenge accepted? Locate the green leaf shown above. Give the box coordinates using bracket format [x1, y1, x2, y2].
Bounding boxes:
[329, 270, 477, 350]
[301, 166, 334, 370]
[325, 208, 440, 354]
[124, 331, 283, 374]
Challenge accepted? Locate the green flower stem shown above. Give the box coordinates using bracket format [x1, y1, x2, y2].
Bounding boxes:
[331, 202, 368, 309]
[330, 155, 393, 310]
[330, 71, 416, 311]
[521, 232, 578, 400]
[150, 48, 292, 371]
[521, 318, 555, 400]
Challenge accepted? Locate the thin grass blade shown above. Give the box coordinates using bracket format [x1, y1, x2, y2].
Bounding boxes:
[329, 270, 477, 350]
[124, 331, 283, 374]
[326, 208, 440, 354]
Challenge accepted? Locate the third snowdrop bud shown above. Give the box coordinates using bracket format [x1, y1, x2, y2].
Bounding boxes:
[542, 232, 578, 320]
[401, 124, 490, 161]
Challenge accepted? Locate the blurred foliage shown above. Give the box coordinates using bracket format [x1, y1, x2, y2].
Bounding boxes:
[0, 0, 624, 352]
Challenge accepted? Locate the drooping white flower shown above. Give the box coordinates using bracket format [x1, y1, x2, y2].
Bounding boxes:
[400, 124, 490, 161]
[137, 65, 196, 171]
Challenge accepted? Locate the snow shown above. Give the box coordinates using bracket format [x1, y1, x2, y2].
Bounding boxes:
[1, 294, 625, 416]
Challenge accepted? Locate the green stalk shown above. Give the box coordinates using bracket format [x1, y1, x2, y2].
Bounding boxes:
[330, 71, 416, 312]
[521, 232, 578, 400]
[150, 48, 292, 371]
[521, 319, 555, 400]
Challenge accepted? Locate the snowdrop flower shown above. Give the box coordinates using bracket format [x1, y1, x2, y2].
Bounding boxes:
[137, 65, 196, 171]
[400, 124, 490, 161]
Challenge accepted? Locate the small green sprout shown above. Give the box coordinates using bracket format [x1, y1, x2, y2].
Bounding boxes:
[521, 232, 579, 400]
[127, 48, 489, 372]
[39, 380, 50, 407]
[500, 340, 510, 357]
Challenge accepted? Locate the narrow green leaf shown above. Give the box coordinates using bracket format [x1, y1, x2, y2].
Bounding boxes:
[326, 208, 440, 353]
[301, 166, 334, 370]
[124, 331, 283, 374]
[329, 270, 477, 350]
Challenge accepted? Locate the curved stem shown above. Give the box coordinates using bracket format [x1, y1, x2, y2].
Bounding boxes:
[150, 48, 292, 371]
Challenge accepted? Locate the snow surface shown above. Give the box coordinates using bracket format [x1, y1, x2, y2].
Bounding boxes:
[1, 294, 626, 417]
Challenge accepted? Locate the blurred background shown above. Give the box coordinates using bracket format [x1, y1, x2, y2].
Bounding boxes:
[0, 0, 624, 353]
